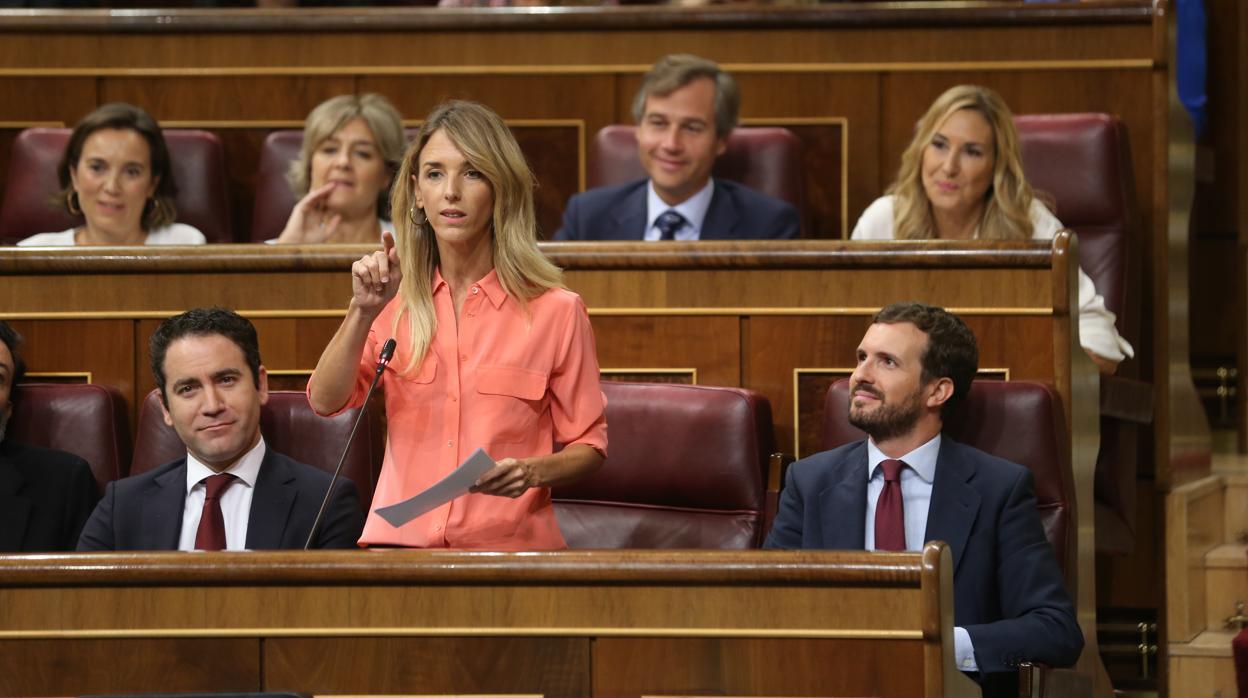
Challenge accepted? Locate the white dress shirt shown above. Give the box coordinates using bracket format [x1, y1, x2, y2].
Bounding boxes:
[178, 438, 267, 551]
[644, 178, 715, 241]
[865, 433, 980, 672]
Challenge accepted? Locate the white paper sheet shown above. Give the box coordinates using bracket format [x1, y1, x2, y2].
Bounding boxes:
[374, 448, 496, 527]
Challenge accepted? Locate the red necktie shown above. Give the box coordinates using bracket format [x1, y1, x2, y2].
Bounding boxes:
[874, 459, 907, 551]
[194, 473, 237, 551]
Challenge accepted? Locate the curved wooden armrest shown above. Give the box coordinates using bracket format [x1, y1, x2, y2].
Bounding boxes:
[1099, 373, 1154, 424]
[762, 452, 796, 542]
[1017, 662, 1091, 698]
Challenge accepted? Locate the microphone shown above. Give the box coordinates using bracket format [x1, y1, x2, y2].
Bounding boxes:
[304, 338, 397, 550]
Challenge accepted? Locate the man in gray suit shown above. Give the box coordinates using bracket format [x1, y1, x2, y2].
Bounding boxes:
[78, 308, 363, 551]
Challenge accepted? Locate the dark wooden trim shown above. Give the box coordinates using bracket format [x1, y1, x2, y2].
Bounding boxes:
[0, 2, 1157, 35]
[0, 241, 1059, 275]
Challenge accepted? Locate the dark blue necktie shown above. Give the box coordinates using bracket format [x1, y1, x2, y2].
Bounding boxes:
[655, 210, 687, 241]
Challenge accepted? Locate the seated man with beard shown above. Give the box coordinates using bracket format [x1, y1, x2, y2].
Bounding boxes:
[764, 301, 1083, 698]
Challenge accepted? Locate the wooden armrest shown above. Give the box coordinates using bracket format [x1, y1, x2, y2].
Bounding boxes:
[1098, 373, 1153, 424]
[1017, 662, 1091, 698]
[767, 452, 795, 494]
[762, 452, 796, 543]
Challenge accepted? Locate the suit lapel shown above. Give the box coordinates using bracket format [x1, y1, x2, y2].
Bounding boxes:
[0, 455, 31, 551]
[700, 181, 740, 241]
[819, 442, 869, 549]
[144, 462, 189, 550]
[246, 451, 296, 550]
[923, 438, 981, 574]
[608, 183, 649, 241]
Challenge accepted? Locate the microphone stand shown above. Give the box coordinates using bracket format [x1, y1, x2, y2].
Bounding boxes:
[304, 338, 396, 550]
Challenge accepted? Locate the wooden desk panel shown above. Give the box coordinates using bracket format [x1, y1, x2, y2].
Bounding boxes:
[0, 546, 976, 698]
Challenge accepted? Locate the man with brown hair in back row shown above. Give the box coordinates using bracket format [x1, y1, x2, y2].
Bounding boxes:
[555, 53, 799, 242]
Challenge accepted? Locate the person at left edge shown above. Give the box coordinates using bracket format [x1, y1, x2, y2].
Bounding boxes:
[0, 320, 98, 552]
[309, 100, 607, 550]
[77, 308, 364, 551]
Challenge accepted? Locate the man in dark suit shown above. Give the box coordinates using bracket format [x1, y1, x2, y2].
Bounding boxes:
[765, 302, 1082, 697]
[0, 321, 98, 552]
[555, 54, 799, 242]
[78, 308, 363, 551]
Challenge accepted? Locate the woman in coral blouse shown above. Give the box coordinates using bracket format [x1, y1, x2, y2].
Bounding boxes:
[309, 100, 606, 549]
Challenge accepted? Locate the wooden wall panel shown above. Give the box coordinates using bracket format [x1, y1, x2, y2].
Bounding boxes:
[591, 315, 740, 388]
[101, 75, 356, 120]
[0, 638, 260, 696]
[736, 72, 878, 237]
[9, 317, 137, 409]
[593, 637, 925, 698]
[264, 636, 590, 697]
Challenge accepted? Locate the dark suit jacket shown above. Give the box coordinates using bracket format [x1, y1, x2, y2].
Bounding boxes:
[764, 437, 1083, 697]
[77, 449, 364, 551]
[0, 440, 98, 552]
[554, 178, 800, 241]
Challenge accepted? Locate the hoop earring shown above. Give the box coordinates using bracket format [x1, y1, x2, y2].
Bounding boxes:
[409, 205, 426, 227]
[66, 191, 82, 217]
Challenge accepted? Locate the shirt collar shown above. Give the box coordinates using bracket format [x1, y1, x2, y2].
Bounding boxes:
[865, 432, 940, 484]
[185, 436, 267, 494]
[646, 178, 715, 238]
[432, 266, 508, 310]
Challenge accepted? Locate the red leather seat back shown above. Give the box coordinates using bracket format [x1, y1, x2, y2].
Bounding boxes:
[553, 382, 774, 549]
[7, 383, 130, 495]
[587, 125, 804, 214]
[1016, 113, 1137, 348]
[249, 130, 303, 242]
[823, 378, 1073, 581]
[130, 389, 377, 513]
[0, 127, 232, 244]
[1017, 113, 1143, 555]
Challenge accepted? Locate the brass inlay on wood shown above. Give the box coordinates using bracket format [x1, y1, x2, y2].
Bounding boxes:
[23, 371, 93, 384]
[600, 368, 697, 385]
[0, 59, 1154, 79]
[0, 627, 925, 640]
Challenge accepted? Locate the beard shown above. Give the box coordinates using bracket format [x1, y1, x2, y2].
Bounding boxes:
[847, 382, 925, 442]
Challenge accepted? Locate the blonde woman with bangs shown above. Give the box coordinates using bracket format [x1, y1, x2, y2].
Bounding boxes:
[309, 100, 606, 549]
[852, 84, 1133, 373]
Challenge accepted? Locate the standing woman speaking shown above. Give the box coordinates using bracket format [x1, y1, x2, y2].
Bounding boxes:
[309, 101, 606, 549]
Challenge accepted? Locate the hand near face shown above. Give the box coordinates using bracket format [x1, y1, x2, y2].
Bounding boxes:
[350, 232, 402, 317]
[470, 457, 540, 498]
[275, 183, 343, 244]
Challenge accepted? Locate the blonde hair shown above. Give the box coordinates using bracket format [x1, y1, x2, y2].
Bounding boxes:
[888, 84, 1036, 241]
[287, 93, 406, 216]
[389, 100, 564, 373]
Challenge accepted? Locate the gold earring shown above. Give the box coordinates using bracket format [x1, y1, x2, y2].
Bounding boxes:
[409, 205, 426, 226]
[66, 191, 82, 216]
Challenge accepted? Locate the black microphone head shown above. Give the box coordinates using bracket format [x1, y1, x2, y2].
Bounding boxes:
[380, 338, 398, 365]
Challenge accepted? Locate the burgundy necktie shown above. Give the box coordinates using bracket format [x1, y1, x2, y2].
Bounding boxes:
[874, 459, 907, 551]
[194, 473, 237, 551]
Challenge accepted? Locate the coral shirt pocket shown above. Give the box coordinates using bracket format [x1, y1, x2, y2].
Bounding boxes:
[475, 365, 548, 443]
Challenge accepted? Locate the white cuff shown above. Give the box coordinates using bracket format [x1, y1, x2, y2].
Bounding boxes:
[954, 626, 978, 672]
